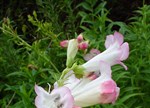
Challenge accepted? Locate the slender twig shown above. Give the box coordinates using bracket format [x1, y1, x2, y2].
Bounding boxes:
[41, 54, 60, 73]
[0, 27, 32, 49]
[6, 92, 16, 108]
[49, 59, 60, 73]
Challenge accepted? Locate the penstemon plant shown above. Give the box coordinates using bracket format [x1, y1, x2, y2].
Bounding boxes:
[34, 31, 129, 108]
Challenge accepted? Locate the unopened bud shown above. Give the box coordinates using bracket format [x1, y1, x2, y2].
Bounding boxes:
[66, 39, 78, 67]
[60, 40, 69, 48]
[78, 41, 88, 50]
[77, 34, 83, 43]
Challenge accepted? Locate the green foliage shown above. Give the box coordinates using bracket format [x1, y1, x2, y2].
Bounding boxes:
[0, 17, 62, 107]
[77, 0, 110, 41]
[77, 0, 127, 51]
[88, 4, 150, 108]
[0, 0, 150, 108]
[124, 5, 150, 107]
[36, 0, 80, 37]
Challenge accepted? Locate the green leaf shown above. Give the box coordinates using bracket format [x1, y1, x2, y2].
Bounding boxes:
[77, 2, 92, 12]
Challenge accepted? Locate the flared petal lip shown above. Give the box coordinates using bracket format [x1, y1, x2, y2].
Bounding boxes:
[120, 42, 129, 61]
[34, 85, 49, 96]
[51, 86, 74, 108]
[35, 95, 44, 108]
[34, 85, 52, 108]
[105, 34, 114, 49]
[114, 31, 124, 45]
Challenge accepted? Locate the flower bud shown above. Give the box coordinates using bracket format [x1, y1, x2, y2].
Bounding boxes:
[78, 41, 88, 50]
[60, 40, 69, 48]
[77, 34, 83, 43]
[66, 39, 78, 67]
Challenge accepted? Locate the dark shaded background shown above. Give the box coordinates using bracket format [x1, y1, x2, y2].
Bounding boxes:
[106, 0, 150, 23]
[1, 0, 150, 23]
[0, 0, 150, 42]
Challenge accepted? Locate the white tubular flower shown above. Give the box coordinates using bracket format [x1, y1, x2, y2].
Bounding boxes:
[66, 39, 78, 67]
[70, 61, 120, 107]
[82, 31, 129, 75]
[34, 84, 74, 108]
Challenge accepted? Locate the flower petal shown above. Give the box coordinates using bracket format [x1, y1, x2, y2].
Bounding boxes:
[35, 85, 49, 96]
[35, 85, 74, 108]
[120, 42, 129, 61]
[51, 87, 74, 108]
[34, 85, 55, 108]
[105, 35, 115, 49]
[118, 61, 128, 70]
[100, 80, 119, 104]
[114, 31, 123, 45]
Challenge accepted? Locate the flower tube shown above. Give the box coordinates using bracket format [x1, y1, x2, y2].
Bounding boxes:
[82, 32, 129, 75]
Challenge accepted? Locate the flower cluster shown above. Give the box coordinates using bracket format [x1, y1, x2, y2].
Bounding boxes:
[60, 34, 88, 51]
[34, 32, 129, 108]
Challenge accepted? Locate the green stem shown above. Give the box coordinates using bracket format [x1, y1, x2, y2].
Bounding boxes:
[59, 68, 70, 80]
[0, 26, 60, 74]
[0, 27, 32, 49]
[42, 55, 60, 73]
[49, 59, 60, 73]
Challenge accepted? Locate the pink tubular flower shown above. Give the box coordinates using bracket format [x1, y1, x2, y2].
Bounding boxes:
[82, 31, 129, 75]
[34, 84, 74, 108]
[60, 40, 69, 48]
[68, 61, 120, 107]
